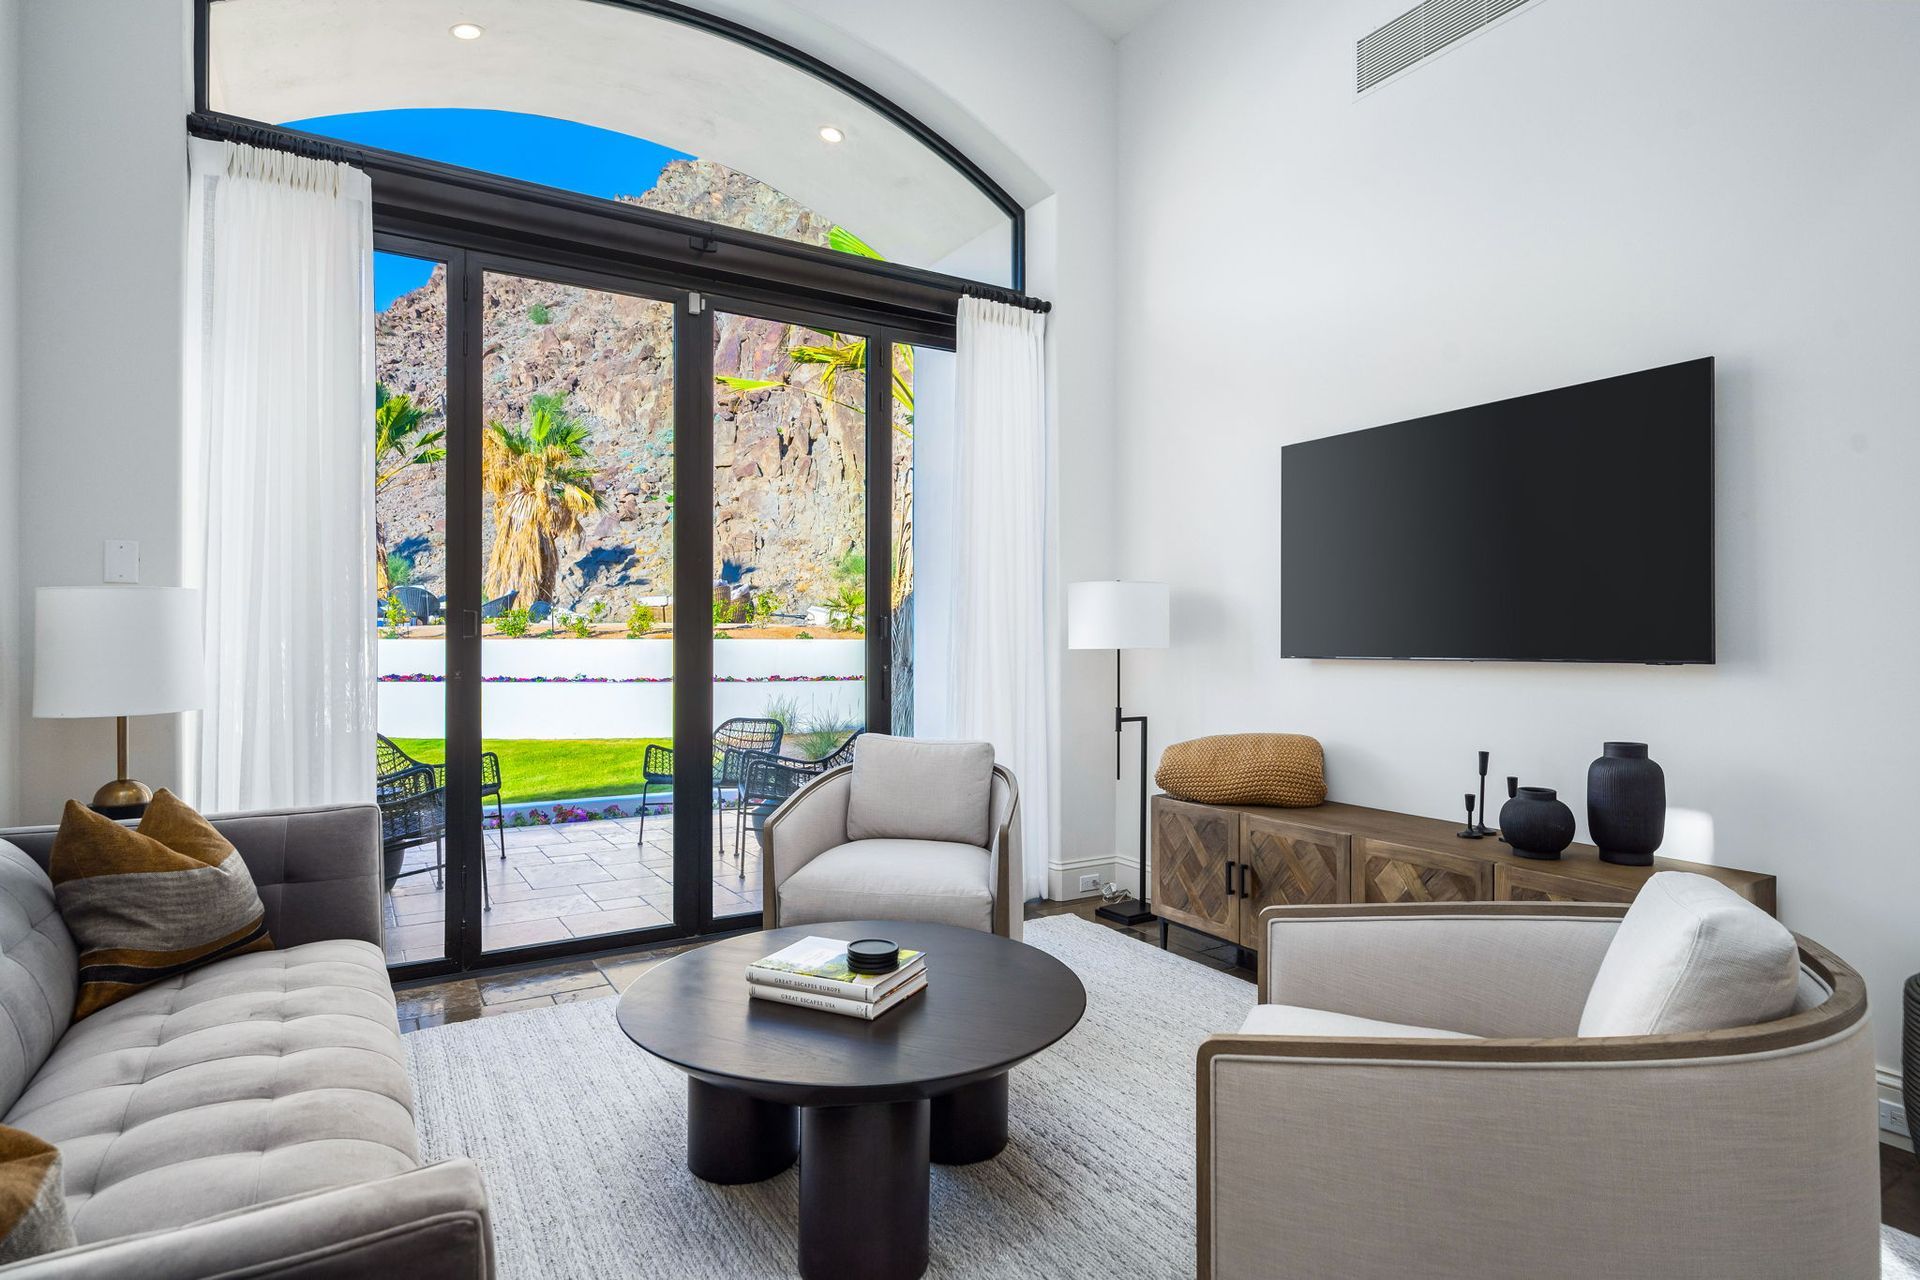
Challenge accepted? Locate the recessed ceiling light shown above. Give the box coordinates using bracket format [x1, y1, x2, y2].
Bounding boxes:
[818, 126, 845, 144]
[450, 22, 484, 40]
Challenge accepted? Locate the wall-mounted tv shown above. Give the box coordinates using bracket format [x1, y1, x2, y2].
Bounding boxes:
[1280, 358, 1714, 664]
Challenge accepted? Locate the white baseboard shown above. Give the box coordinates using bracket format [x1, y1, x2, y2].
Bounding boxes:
[1046, 853, 1133, 902]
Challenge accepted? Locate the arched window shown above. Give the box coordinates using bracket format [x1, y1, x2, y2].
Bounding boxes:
[204, 0, 1021, 286]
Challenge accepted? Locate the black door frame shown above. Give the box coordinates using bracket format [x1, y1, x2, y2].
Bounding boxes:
[380, 239, 919, 982]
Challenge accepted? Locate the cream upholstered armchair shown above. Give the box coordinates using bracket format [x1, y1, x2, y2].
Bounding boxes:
[1197, 875, 1878, 1280]
[761, 735, 1021, 939]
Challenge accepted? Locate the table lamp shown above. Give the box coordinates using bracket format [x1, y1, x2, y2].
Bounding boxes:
[1068, 580, 1170, 925]
[33, 586, 204, 810]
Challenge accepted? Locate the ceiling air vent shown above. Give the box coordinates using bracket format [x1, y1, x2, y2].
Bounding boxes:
[1357, 0, 1535, 93]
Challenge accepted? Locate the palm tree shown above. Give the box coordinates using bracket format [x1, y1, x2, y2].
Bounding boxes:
[482, 392, 605, 608]
[373, 384, 445, 591]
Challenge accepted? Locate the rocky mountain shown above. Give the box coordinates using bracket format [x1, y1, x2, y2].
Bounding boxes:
[375, 159, 911, 623]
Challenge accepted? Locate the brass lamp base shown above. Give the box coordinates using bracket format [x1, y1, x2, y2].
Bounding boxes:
[93, 716, 155, 810]
[92, 777, 154, 809]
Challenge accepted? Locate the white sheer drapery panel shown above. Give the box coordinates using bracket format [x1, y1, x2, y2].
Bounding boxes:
[183, 139, 376, 810]
[942, 297, 1051, 901]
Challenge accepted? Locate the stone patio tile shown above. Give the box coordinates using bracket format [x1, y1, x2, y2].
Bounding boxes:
[516, 861, 616, 889]
[585, 874, 673, 902]
[562, 904, 672, 937]
[482, 892, 600, 925]
[478, 918, 573, 951]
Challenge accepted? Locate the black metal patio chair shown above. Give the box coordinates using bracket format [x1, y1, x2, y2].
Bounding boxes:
[737, 728, 864, 857]
[632, 718, 784, 873]
[376, 736, 506, 906]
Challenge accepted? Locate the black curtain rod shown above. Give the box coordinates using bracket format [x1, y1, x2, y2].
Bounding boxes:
[960, 286, 1053, 315]
[186, 112, 1055, 318]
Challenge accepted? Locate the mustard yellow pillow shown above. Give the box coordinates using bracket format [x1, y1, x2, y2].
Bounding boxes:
[49, 790, 272, 1019]
[1155, 733, 1327, 807]
[0, 1126, 73, 1262]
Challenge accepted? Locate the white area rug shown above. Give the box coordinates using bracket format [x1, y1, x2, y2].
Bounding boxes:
[406, 914, 1251, 1278]
[407, 915, 1920, 1278]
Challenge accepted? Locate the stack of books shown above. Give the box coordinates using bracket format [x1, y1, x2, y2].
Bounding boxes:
[746, 936, 928, 1021]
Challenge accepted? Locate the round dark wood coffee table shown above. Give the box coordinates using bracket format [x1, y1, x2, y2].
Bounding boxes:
[618, 920, 1086, 1280]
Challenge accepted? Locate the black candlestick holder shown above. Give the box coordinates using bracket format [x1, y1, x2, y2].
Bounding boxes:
[1457, 792, 1484, 839]
[1472, 750, 1497, 837]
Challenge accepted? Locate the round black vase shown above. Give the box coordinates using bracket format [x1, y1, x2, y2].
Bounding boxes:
[1587, 742, 1666, 866]
[1498, 787, 1576, 860]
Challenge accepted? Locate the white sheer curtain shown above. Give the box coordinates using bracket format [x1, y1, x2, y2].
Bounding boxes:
[942, 298, 1052, 900]
[183, 139, 376, 810]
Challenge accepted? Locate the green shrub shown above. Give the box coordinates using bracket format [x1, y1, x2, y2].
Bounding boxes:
[385, 553, 413, 587]
[381, 594, 408, 639]
[753, 593, 781, 623]
[625, 603, 654, 637]
[559, 611, 592, 639]
[794, 630, 814, 640]
[712, 598, 731, 626]
[528, 302, 553, 325]
[495, 607, 531, 638]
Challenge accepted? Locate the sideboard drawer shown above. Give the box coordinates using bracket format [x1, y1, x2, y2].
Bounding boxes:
[1355, 838, 1492, 905]
[1496, 861, 1640, 906]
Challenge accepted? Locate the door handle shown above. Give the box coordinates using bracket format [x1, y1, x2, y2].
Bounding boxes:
[1239, 865, 1253, 899]
[1224, 861, 1235, 898]
[463, 609, 479, 639]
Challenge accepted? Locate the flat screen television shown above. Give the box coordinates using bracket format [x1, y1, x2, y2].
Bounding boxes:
[1280, 357, 1714, 664]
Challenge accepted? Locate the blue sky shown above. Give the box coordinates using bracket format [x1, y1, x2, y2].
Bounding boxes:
[286, 109, 691, 310]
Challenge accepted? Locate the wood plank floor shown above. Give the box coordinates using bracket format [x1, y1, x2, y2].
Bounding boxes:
[393, 898, 1915, 1235]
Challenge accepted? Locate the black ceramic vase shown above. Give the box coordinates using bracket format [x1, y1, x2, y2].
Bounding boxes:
[1499, 786, 1576, 860]
[1587, 742, 1666, 866]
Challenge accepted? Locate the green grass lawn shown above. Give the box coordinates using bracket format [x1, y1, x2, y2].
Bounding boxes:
[391, 738, 672, 804]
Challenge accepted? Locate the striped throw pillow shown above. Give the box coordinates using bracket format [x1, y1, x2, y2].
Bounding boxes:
[50, 790, 272, 1019]
[0, 1127, 74, 1262]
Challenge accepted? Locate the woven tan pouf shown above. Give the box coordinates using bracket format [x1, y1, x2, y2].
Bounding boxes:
[1154, 733, 1326, 807]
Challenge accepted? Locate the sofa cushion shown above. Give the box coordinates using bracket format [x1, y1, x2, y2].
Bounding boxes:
[0, 1125, 76, 1262]
[1238, 1004, 1477, 1039]
[1, 939, 417, 1243]
[0, 842, 78, 1117]
[778, 839, 994, 932]
[50, 792, 273, 1019]
[1579, 871, 1800, 1038]
[846, 736, 996, 847]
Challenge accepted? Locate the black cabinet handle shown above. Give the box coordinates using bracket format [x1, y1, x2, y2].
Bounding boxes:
[1224, 861, 1235, 898]
[1240, 865, 1253, 899]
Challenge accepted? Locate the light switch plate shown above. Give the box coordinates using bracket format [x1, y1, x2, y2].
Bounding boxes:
[103, 539, 139, 584]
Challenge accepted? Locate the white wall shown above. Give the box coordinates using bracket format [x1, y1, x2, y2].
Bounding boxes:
[10, 0, 191, 823]
[0, 0, 20, 820]
[1114, 0, 1920, 1074]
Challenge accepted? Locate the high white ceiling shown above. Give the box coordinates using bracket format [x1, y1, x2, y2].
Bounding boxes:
[1060, 0, 1178, 41]
[208, 0, 1013, 273]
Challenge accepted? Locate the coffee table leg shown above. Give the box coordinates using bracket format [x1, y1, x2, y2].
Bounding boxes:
[799, 1099, 930, 1280]
[686, 1078, 797, 1184]
[930, 1072, 1009, 1165]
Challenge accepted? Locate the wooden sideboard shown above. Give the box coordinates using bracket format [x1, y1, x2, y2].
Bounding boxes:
[1152, 795, 1776, 954]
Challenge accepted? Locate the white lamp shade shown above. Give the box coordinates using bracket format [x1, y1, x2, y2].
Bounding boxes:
[33, 587, 205, 718]
[1068, 581, 1170, 650]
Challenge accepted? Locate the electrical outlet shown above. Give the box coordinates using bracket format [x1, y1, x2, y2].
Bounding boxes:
[1881, 1099, 1909, 1137]
[1078, 874, 1100, 894]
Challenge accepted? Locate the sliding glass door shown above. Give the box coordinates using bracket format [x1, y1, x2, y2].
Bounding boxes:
[475, 266, 680, 953]
[707, 306, 879, 923]
[375, 250, 912, 977]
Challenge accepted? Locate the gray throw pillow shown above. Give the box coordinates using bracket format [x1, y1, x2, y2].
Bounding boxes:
[846, 736, 996, 847]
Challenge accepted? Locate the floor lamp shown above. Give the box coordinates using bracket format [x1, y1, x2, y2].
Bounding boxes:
[1068, 580, 1169, 926]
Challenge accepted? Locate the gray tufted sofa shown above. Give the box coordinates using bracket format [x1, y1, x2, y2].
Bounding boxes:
[0, 803, 494, 1279]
